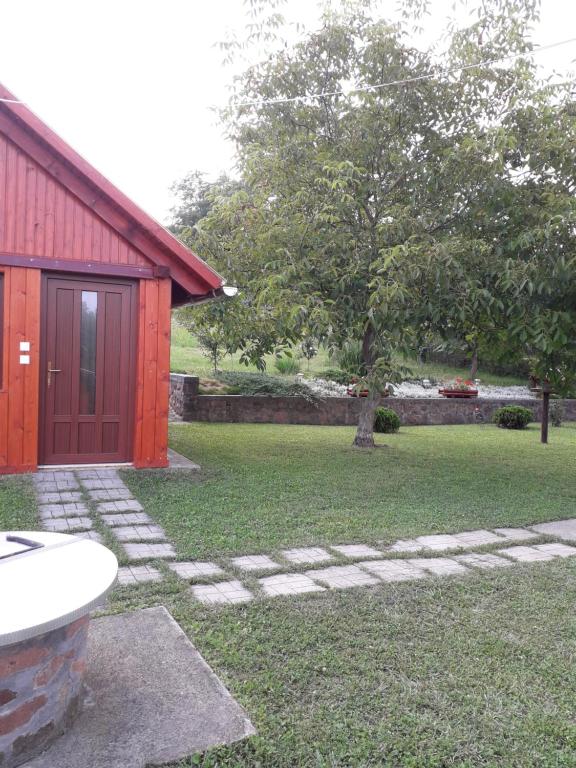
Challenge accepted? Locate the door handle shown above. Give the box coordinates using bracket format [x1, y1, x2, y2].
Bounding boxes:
[47, 362, 62, 388]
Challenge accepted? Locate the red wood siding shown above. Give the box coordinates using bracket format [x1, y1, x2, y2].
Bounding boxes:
[133, 278, 171, 468]
[0, 266, 41, 473]
[0, 134, 150, 268]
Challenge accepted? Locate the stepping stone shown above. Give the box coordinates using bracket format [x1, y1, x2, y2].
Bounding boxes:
[281, 547, 333, 565]
[97, 500, 144, 514]
[407, 558, 469, 576]
[168, 561, 226, 580]
[387, 539, 422, 553]
[497, 545, 555, 563]
[35, 480, 80, 493]
[306, 565, 379, 589]
[89, 488, 133, 501]
[191, 580, 253, 605]
[113, 525, 167, 542]
[76, 468, 120, 480]
[100, 512, 152, 526]
[43, 516, 93, 532]
[493, 527, 539, 542]
[259, 573, 325, 597]
[330, 544, 382, 559]
[452, 530, 506, 548]
[230, 554, 280, 572]
[533, 543, 576, 558]
[36, 491, 83, 504]
[123, 543, 176, 560]
[33, 471, 76, 483]
[116, 565, 163, 585]
[530, 519, 576, 542]
[74, 530, 104, 544]
[454, 553, 512, 569]
[39, 502, 89, 519]
[413, 535, 463, 551]
[359, 559, 428, 582]
[81, 479, 128, 491]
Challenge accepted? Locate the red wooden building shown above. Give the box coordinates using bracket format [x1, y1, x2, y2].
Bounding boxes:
[0, 83, 224, 473]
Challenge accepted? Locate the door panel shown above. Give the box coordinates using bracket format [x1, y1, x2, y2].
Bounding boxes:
[40, 275, 136, 464]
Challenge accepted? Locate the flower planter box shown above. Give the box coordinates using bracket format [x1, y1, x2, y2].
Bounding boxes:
[347, 388, 369, 397]
[438, 389, 478, 398]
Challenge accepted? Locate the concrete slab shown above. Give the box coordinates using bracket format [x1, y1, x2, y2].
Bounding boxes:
[451, 530, 506, 548]
[28, 606, 255, 768]
[168, 561, 226, 580]
[306, 565, 379, 589]
[454, 553, 512, 569]
[359, 559, 428, 582]
[116, 565, 163, 585]
[414, 534, 464, 551]
[330, 544, 382, 559]
[88, 488, 133, 501]
[191, 580, 254, 605]
[492, 527, 539, 542]
[122, 542, 176, 560]
[497, 545, 554, 562]
[42, 516, 93, 532]
[259, 573, 325, 597]
[112, 524, 167, 542]
[281, 547, 333, 565]
[386, 539, 422, 553]
[406, 557, 469, 576]
[230, 554, 281, 572]
[167, 448, 201, 470]
[530, 518, 576, 542]
[97, 501, 145, 515]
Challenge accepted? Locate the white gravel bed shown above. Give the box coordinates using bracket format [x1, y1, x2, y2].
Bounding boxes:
[302, 377, 535, 400]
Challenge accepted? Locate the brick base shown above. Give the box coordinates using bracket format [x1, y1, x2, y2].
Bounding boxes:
[0, 616, 89, 768]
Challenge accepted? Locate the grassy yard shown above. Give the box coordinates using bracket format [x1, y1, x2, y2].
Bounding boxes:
[170, 320, 526, 386]
[0, 474, 38, 530]
[124, 422, 576, 559]
[3, 423, 576, 767]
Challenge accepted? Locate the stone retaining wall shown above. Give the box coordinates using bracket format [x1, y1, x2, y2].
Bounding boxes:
[169, 376, 576, 427]
[0, 616, 88, 768]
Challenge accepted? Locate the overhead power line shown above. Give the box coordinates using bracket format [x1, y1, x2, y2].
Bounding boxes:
[227, 36, 576, 109]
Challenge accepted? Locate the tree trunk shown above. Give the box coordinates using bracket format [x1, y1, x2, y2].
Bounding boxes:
[541, 389, 550, 444]
[469, 348, 478, 379]
[353, 324, 378, 448]
[353, 388, 380, 448]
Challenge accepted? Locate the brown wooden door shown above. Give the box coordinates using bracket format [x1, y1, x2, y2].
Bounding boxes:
[40, 275, 137, 465]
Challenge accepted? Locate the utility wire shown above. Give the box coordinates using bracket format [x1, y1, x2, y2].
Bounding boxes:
[227, 36, 576, 109]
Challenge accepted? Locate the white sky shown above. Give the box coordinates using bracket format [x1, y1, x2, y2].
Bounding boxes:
[0, 0, 574, 224]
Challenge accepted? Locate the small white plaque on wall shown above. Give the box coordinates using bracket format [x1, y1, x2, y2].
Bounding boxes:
[19, 341, 30, 352]
[19, 354, 30, 365]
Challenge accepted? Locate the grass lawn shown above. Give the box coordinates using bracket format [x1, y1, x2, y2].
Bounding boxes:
[170, 320, 526, 386]
[123, 422, 576, 559]
[4, 423, 576, 766]
[0, 474, 38, 530]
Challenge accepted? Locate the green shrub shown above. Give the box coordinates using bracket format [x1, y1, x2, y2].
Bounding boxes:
[216, 371, 319, 402]
[493, 405, 532, 429]
[334, 341, 365, 375]
[274, 356, 301, 375]
[373, 407, 401, 433]
[319, 368, 351, 385]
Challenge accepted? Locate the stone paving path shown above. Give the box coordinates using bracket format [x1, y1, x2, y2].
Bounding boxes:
[32, 468, 576, 606]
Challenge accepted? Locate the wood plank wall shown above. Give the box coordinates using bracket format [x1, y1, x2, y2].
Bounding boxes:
[0, 134, 148, 267]
[133, 277, 171, 468]
[0, 266, 41, 473]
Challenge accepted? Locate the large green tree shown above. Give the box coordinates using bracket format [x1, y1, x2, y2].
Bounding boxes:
[181, 0, 575, 446]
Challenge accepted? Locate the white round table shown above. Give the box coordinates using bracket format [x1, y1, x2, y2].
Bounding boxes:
[0, 531, 118, 647]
